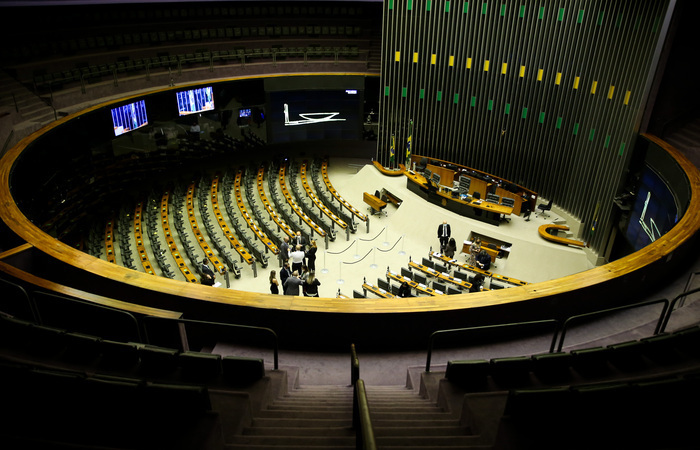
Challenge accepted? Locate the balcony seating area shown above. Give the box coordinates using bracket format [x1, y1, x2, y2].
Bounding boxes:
[2, 2, 379, 94]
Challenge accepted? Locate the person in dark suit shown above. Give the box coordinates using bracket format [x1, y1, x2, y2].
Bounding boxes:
[283, 271, 303, 296]
[476, 250, 491, 271]
[280, 262, 291, 287]
[280, 236, 290, 264]
[200, 259, 215, 286]
[294, 231, 307, 250]
[437, 221, 451, 252]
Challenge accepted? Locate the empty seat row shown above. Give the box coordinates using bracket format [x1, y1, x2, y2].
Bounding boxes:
[0, 314, 265, 388]
[445, 325, 700, 393]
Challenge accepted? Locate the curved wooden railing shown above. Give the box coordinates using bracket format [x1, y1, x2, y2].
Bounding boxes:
[0, 87, 699, 349]
[538, 224, 586, 248]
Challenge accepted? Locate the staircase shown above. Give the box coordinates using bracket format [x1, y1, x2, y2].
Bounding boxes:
[228, 377, 478, 449]
[366, 385, 477, 449]
[229, 384, 356, 449]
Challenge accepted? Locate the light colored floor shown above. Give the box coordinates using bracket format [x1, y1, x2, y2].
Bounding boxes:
[208, 156, 595, 297]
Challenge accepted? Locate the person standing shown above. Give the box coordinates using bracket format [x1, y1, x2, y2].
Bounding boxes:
[302, 271, 321, 297]
[269, 270, 279, 294]
[200, 258, 215, 286]
[469, 273, 485, 293]
[437, 221, 451, 253]
[283, 270, 303, 296]
[294, 231, 306, 250]
[306, 240, 318, 271]
[469, 238, 482, 266]
[280, 236, 290, 266]
[290, 244, 305, 274]
[444, 237, 457, 258]
[280, 262, 291, 287]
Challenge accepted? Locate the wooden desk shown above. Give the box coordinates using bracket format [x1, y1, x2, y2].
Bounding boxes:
[362, 282, 394, 298]
[300, 162, 347, 231]
[105, 218, 115, 264]
[232, 170, 279, 256]
[279, 163, 326, 239]
[256, 166, 296, 239]
[538, 224, 586, 247]
[321, 160, 368, 222]
[411, 155, 537, 215]
[363, 192, 387, 215]
[426, 163, 456, 186]
[387, 270, 441, 296]
[160, 191, 198, 283]
[380, 188, 403, 207]
[407, 260, 474, 293]
[430, 251, 528, 287]
[210, 176, 255, 266]
[404, 171, 512, 226]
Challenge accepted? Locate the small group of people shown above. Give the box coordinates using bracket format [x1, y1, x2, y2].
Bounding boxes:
[438, 220, 493, 272]
[270, 231, 321, 296]
[437, 221, 458, 258]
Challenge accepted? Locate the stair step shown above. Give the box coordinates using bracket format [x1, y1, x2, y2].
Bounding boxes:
[251, 418, 352, 428]
[258, 409, 352, 419]
[229, 435, 356, 446]
[243, 426, 354, 437]
[375, 435, 484, 446]
[372, 419, 461, 428]
[371, 411, 457, 420]
[227, 446, 355, 449]
[267, 404, 352, 412]
[369, 403, 445, 413]
[373, 426, 471, 437]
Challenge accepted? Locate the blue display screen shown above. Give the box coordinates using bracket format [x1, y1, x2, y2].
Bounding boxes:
[111, 100, 148, 136]
[176, 86, 214, 116]
[625, 165, 678, 251]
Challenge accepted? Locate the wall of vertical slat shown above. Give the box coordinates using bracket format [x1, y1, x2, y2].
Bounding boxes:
[378, 0, 671, 252]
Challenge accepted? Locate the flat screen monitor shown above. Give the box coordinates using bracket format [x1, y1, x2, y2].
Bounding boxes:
[431, 173, 441, 186]
[111, 100, 148, 137]
[239, 108, 251, 118]
[176, 86, 214, 116]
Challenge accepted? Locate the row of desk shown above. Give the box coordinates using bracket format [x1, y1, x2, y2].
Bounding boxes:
[278, 163, 327, 240]
[105, 218, 116, 264]
[429, 251, 528, 287]
[210, 176, 255, 266]
[300, 162, 348, 233]
[256, 166, 296, 239]
[186, 182, 226, 274]
[320, 160, 369, 226]
[232, 169, 279, 256]
[160, 191, 198, 283]
[132, 201, 155, 276]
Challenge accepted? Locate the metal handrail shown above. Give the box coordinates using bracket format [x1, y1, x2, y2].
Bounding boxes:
[350, 343, 376, 450]
[351, 343, 360, 385]
[659, 285, 700, 333]
[425, 319, 560, 372]
[353, 379, 376, 450]
[142, 316, 279, 369]
[556, 298, 670, 352]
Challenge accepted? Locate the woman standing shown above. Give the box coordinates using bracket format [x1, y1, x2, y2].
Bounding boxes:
[469, 238, 481, 266]
[306, 240, 318, 271]
[302, 271, 321, 297]
[269, 270, 279, 294]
